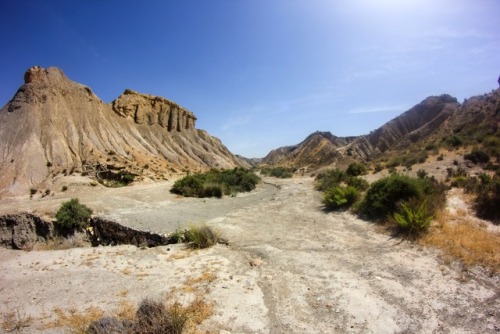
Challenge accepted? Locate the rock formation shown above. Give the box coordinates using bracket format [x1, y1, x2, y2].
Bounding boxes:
[0, 213, 52, 250]
[112, 89, 197, 131]
[0, 66, 245, 198]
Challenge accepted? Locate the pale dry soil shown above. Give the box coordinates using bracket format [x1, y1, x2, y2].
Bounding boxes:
[0, 177, 499, 333]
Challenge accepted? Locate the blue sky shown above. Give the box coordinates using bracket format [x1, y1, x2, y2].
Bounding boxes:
[1, 0, 499, 158]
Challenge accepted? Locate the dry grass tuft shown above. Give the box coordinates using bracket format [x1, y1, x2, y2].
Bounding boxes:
[2, 309, 33, 332]
[115, 300, 136, 320]
[180, 297, 214, 334]
[50, 306, 104, 334]
[32, 233, 90, 251]
[420, 209, 500, 273]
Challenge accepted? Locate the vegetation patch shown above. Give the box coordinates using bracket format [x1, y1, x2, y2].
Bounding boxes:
[184, 225, 221, 249]
[54, 198, 93, 235]
[171, 168, 260, 198]
[359, 174, 446, 236]
[449, 173, 500, 224]
[260, 166, 295, 178]
[315, 168, 368, 211]
[98, 170, 136, 187]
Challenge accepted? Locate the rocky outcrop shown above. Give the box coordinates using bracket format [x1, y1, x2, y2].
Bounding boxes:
[112, 89, 197, 130]
[0, 66, 244, 198]
[89, 217, 170, 247]
[0, 213, 52, 250]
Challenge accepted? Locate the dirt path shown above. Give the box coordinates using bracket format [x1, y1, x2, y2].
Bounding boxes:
[0, 177, 498, 333]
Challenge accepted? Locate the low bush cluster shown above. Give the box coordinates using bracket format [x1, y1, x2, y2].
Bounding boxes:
[359, 174, 446, 236]
[464, 150, 490, 164]
[346, 162, 367, 176]
[171, 168, 260, 198]
[316, 167, 368, 210]
[260, 166, 294, 178]
[448, 172, 500, 224]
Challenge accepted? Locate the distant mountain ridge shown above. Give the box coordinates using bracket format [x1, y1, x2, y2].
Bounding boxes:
[0, 66, 246, 198]
[261, 89, 500, 169]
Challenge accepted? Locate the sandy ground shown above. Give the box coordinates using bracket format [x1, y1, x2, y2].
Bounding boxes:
[0, 176, 499, 333]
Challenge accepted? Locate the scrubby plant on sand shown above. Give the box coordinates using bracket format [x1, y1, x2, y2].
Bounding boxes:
[260, 166, 295, 178]
[316, 168, 368, 211]
[51, 291, 212, 334]
[392, 200, 433, 236]
[323, 185, 359, 210]
[54, 198, 93, 234]
[359, 174, 446, 236]
[171, 168, 260, 198]
[184, 225, 221, 249]
[346, 162, 367, 177]
[474, 174, 500, 224]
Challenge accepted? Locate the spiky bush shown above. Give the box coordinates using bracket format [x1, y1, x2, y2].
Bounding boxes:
[184, 225, 220, 249]
[393, 200, 433, 236]
[324, 185, 359, 210]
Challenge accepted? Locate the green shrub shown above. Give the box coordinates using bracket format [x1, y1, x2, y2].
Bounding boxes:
[324, 185, 358, 210]
[201, 183, 223, 198]
[464, 150, 490, 164]
[393, 200, 433, 236]
[474, 176, 500, 224]
[171, 168, 259, 198]
[373, 164, 383, 173]
[445, 135, 464, 148]
[171, 175, 204, 197]
[184, 225, 220, 249]
[315, 169, 345, 191]
[260, 166, 294, 178]
[346, 176, 369, 191]
[360, 174, 444, 219]
[55, 198, 92, 233]
[425, 143, 437, 151]
[346, 162, 367, 176]
[416, 169, 428, 179]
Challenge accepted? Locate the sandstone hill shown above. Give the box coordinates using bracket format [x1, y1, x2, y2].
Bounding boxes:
[0, 66, 245, 198]
[262, 89, 500, 169]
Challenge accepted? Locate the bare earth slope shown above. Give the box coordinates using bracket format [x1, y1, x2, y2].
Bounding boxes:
[1, 177, 498, 333]
[0, 66, 244, 199]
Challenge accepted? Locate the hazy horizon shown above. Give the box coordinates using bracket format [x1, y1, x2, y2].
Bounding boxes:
[1, 0, 499, 158]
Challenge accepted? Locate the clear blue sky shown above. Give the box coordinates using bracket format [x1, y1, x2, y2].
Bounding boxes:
[1, 0, 499, 158]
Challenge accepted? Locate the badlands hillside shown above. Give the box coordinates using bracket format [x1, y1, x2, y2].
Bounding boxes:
[0, 66, 246, 199]
[263, 89, 500, 169]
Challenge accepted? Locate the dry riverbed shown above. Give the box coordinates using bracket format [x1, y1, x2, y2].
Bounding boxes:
[0, 177, 499, 333]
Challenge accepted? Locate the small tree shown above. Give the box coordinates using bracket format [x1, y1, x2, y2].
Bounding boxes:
[55, 198, 92, 233]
